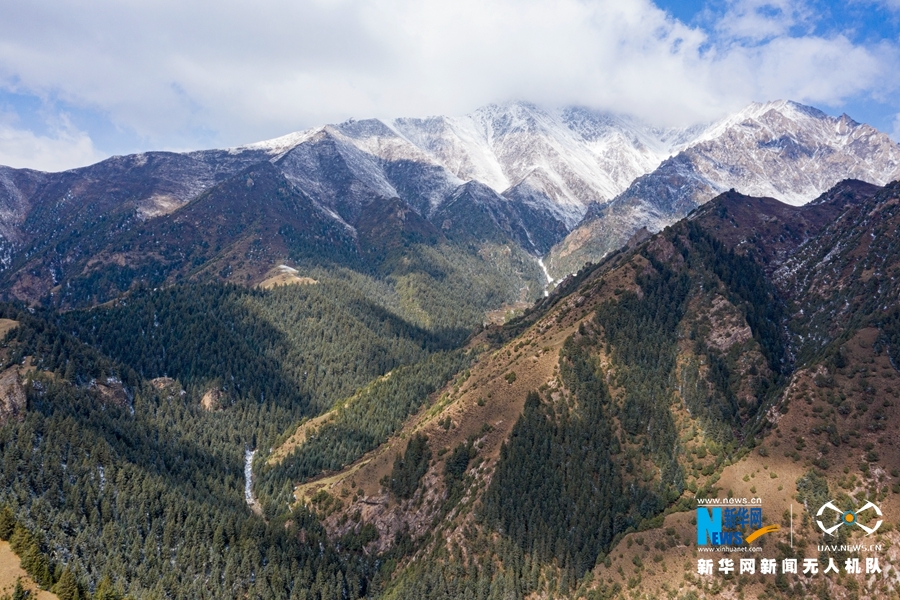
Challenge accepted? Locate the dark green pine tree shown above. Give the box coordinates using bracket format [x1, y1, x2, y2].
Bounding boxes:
[52, 568, 80, 600]
[11, 578, 29, 600]
[0, 506, 15, 540]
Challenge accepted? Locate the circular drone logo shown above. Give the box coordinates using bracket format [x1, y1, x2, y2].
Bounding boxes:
[816, 501, 883, 536]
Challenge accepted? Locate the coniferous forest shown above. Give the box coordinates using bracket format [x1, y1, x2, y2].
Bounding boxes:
[0, 270, 486, 598]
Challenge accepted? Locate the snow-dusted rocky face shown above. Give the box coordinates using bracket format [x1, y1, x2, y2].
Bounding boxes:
[228, 100, 900, 237]
[224, 101, 699, 231]
[543, 100, 900, 278]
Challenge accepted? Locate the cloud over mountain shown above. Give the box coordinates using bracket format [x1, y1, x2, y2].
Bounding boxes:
[0, 0, 898, 170]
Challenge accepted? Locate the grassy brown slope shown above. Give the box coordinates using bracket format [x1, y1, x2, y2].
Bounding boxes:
[0, 320, 17, 338]
[291, 293, 587, 550]
[256, 265, 318, 289]
[0, 542, 58, 600]
[592, 326, 900, 599]
[286, 228, 771, 559]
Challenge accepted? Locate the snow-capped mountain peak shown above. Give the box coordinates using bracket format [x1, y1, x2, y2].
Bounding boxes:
[547, 99, 900, 277]
[228, 100, 692, 229]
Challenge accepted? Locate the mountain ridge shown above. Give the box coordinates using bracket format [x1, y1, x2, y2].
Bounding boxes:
[0, 100, 897, 318]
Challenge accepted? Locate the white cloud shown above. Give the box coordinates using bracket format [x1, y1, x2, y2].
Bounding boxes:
[710, 35, 892, 106]
[892, 114, 900, 142]
[0, 0, 897, 169]
[715, 0, 812, 42]
[0, 112, 103, 172]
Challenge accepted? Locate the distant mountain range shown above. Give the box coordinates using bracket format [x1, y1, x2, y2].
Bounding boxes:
[548, 101, 900, 275]
[0, 99, 898, 308]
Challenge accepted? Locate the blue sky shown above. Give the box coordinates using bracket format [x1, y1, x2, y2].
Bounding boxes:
[655, 0, 900, 129]
[1, 0, 898, 171]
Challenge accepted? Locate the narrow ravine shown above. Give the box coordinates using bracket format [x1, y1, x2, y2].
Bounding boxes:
[537, 256, 554, 297]
[244, 448, 262, 515]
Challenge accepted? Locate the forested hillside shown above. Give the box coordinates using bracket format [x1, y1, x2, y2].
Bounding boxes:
[358, 202, 786, 598]
[0, 160, 546, 328]
[0, 273, 484, 598]
[284, 180, 900, 600]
